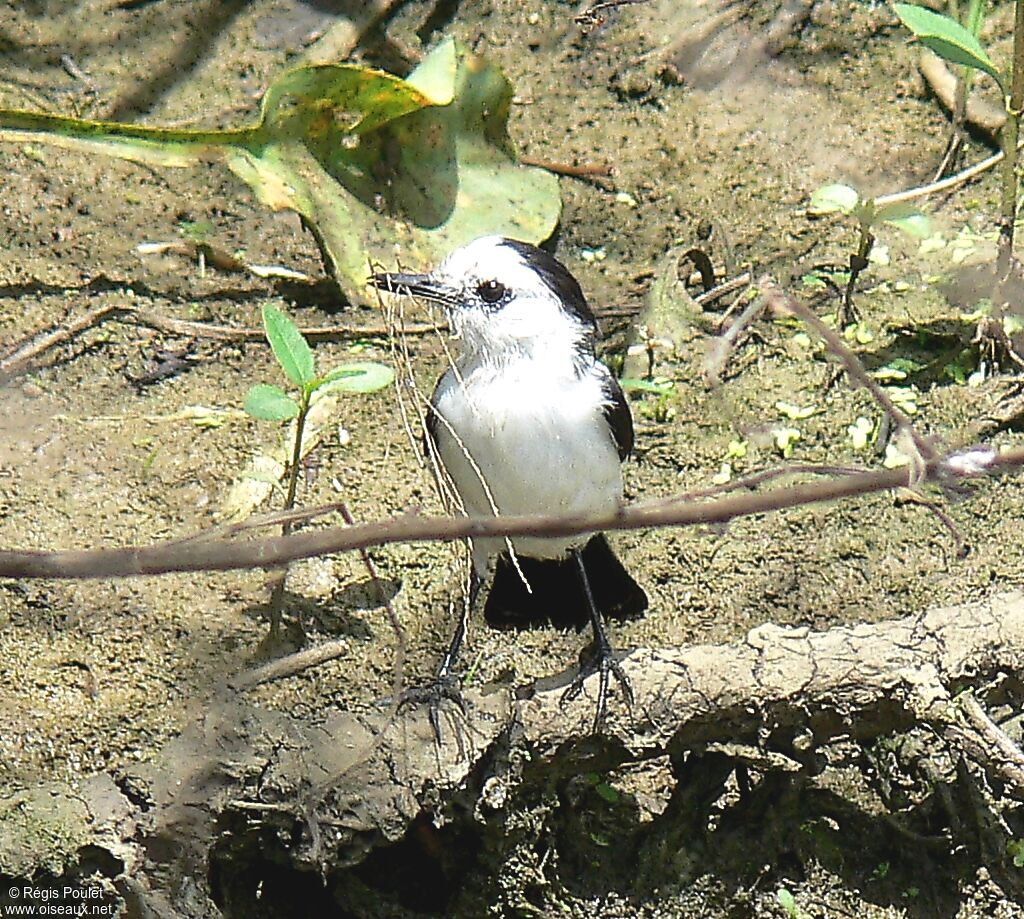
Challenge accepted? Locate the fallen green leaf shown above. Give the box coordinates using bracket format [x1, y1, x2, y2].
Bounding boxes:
[808, 184, 860, 215]
[1005, 315, 1024, 336]
[0, 38, 561, 305]
[848, 416, 874, 450]
[619, 377, 675, 395]
[883, 443, 911, 468]
[885, 212, 932, 238]
[772, 426, 801, 457]
[843, 321, 875, 345]
[775, 400, 817, 420]
[726, 439, 748, 459]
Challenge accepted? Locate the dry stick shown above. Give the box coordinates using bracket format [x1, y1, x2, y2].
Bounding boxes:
[706, 280, 956, 538]
[693, 272, 752, 309]
[296, 0, 401, 65]
[122, 309, 443, 343]
[177, 501, 352, 544]
[230, 504, 407, 694]
[339, 502, 406, 709]
[0, 444, 1014, 581]
[704, 288, 770, 385]
[229, 636, 356, 691]
[709, 283, 950, 546]
[0, 302, 442, 381]
[769, 287, 939, 467]
[903, 493, 968, 558]
[942, 694, 1024, 801]
[870, 136, 1024, 211]
[0, 302, 121, 379]
[998, 0, 1024, 276]
[518, 155, 615, 179]
[575, 0, 652, 27]
[918, 49, 1006, 140]
[667, 461, 868, 505]
[635, 1, 744, 65]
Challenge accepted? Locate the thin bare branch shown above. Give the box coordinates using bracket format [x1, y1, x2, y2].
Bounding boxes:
[0, 444, 1011, 582]
[764, 286, 940, 466]
[229, 637, 355, 691]
[0, 302, 442, 382]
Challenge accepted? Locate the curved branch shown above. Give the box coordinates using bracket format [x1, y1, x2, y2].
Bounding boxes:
[0, 446, 1013, 581]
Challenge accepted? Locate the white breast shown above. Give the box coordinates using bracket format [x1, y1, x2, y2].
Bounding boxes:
[431, 358, 623, 574]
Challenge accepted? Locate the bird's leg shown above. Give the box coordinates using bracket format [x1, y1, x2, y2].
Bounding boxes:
[399, 570, 481, 742]
[561, 548, 634, 731]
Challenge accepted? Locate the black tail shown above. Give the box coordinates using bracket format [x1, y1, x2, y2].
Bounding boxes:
[483, 534, 648, 630]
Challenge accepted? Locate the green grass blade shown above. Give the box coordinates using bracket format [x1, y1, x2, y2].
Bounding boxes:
[893, 3, 1003, 90]
[261, 305, 315, 387]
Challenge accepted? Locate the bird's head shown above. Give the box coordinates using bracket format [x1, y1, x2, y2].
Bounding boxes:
[371, 236, 597, 366]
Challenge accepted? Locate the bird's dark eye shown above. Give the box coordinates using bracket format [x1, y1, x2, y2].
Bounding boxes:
[476, 279, 507, 304]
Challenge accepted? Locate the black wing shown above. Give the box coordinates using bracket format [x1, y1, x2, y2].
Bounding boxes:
[424, 372, 444, 458]
[601, 370, 634, 461]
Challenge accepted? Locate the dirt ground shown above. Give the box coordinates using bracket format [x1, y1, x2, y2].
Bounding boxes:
[3, 0, 1024, 916]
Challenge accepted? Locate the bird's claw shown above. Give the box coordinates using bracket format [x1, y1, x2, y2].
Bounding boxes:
[397, 672, 467, 742]
[560, 642, 633, 732]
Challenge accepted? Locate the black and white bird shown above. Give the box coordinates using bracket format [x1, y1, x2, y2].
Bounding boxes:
[371, 236, 647, 729]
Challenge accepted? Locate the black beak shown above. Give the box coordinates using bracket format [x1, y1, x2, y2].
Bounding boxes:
[369, 271, 458, 306]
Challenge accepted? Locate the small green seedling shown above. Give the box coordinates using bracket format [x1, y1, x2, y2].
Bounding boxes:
[894, 1, 1024, 276]
[776, 887, 809, 919]
[807, 183, 930, 326]
[621, 376, 677, 423]
[244, 303, 394, 642]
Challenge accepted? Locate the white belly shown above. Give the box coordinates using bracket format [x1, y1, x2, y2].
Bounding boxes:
[431, 362, 623, 573]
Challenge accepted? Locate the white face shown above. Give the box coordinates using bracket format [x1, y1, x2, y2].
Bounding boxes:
[429, 236, 596, 366]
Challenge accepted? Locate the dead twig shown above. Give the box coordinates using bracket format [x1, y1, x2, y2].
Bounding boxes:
[0, 302, 121, 381]
[918, 49, 1005, 142]
[0, 443, 1010, 581]
[693, 271, 752, 309]
[297, 0, 402, 64]
[575, 0, 653, 30]
[519, 155, 615, 180]
[125, 309, 443, 344]
[0, 302, 443, 382]
[229, 636, 356, 691]
[704, 288, 771, 385]
[709, 282, 939, 470]
[339, 502, 406, 710]
[942, 693, 1024, 802]
[772, 291, 939, 467]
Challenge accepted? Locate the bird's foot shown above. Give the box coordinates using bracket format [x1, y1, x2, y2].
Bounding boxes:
[397, 671, 468, 744]
[560, 640, 633, 732]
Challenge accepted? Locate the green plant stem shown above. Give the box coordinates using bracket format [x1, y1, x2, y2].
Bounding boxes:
[956, 0, 986, 138]
[267, 386, 313, 640]
[997, 0, 1024, 275]
[841, 225, 875, 326]
[284, 388, 312, 518]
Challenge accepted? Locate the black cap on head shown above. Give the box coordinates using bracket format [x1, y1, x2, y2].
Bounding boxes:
[500, 239, 597, 327]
